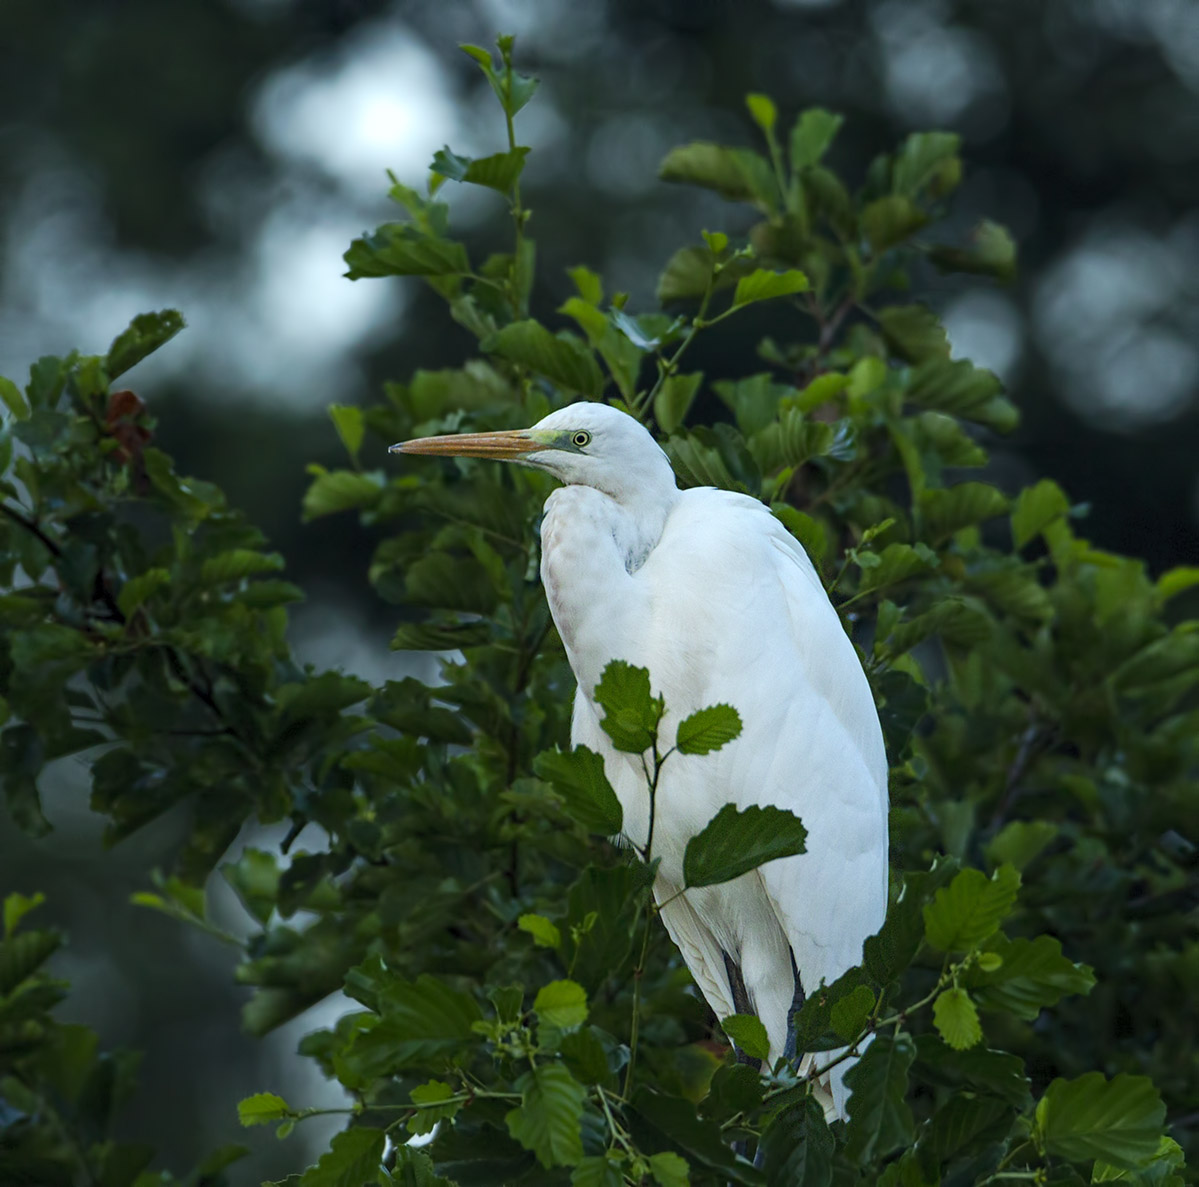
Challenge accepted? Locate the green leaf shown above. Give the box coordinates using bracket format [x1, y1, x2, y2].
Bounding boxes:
[3, 767, 51, 839]
[222, 848, 279, 926]
[965, 934, 1095, 1020]
[861, 195, 927, 253]
[928, 219, 1017, 282]
[649, 1151, 691, 1187]
[923, 865, 1020, 953]
[559, 1028, 616, 1087]
[534, 980, 589, 1030]
[749, 412, 839, 473]
[664, 428, 752, 493]
[701, 228, 729, 258]
[302, 468, 384, 519]
[984, 820, 1058, 873]
[919, 1093, 1015, 1170]
[1035, 1074, 1166, 1172]
[1093, 1137, 1185, 1183]
[344, 224, 468, 279]
[912, 1035, 1031, 1108]
[880, 596, 992, 657]
[657, 246, 716, 303]
[298, 1126, 386, 1187]
[857, 542, 939, 595]
[106, 309, 185, 379]
[593, 660, 664, 754]
[518, 913, 562, 950]
[3, 891, 44, 938]
[0, 375, 30, 420]
[676, 704, 742, 755]
[393, 1146, 457, 1186]
[572, 1156, 626, 1187]
[773, 505, 828, 565]
[906, 357, 1018, 431]
[627, 1087, 760, 1183]
[533, 746, 623, 835]
[434, 146, 530, 194]
[659, 142, 777, 208]
[506, 1063, 586, 1168]
[404, 553, 499, 616]
[745, 93, 777, 134]
[566, 863, 655, 993]
[400, 361, 514, 419]
[117, 568, 170, 617]
[1114, 630, 1199, 690]
[970, 566, 1053, 623]
[390, 619, 491, 651]
[721, 1013, 770, 1061]
[714, 373, 796, 437]
[732, 268, 809, 307]
[790, 108, 844, 169]
[559, 295, 609, 344]
[460, 42, 539, 117]
[830, 984, 875, 1042]
[483, 321, 604, 397]
[238, 1092, 290, 1127]
[277, 672, 371, 719]
[892, 131, 962, 199]
[789, 967, 870, 1056]
[199, 549, 285, 585]
[0, 928, 61, 994]
[328, 404, 365, 463]
[568, 265, 603, 306]
[760, 1095, 834, 1187]
[342, 972, 482, 1073]
[879, 304, 949, 363]
[407, 1080, 463, 1137]
[1155, 565, 1199, 604]
[1011, 479, 1070, 549]
[378, 973, 481, 1031]
[932, 987, 982, 1051]
[655, 371, 703, 434]
[843, 1031, 916, 1164]
[683, 803, 807, 888]
[920, 482, 1009, 544]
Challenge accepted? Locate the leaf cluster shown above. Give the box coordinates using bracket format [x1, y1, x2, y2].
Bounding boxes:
[0, 34, 1194, 1187]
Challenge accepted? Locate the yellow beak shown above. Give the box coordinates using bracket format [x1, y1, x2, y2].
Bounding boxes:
[389, 430, 550, 460]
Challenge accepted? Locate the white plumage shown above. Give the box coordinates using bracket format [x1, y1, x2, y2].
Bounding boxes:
[394, 401, 889, 1119]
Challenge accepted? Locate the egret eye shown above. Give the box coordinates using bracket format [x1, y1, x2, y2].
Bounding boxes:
[572, 430, 592, 448]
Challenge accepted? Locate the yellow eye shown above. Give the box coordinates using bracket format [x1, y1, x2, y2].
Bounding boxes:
[572, 430, 591, 448]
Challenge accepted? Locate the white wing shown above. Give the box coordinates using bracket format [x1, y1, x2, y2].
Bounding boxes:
[549, 484, 888, 1118]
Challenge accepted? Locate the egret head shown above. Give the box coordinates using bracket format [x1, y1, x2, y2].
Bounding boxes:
[391, 401, 678, 506]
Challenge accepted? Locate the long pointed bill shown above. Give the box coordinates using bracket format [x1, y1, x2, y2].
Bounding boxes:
[389, 430, 549, 460]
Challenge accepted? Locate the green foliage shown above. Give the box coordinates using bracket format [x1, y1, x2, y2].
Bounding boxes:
[1035, 1074, 1167, 1171]
[720, 1014, 770, 1062]
[674, 704, 742, 755]
[534, 745, 624, 835]
[0, 32, 1194, 1187]
[922, 865, 1021, 952]
[594, 660, 665, 754]
[238, 1091, 291, 1126]
[683, 804, 808, 888]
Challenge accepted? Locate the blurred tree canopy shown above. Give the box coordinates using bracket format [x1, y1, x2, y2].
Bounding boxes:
[2, 31, 1197, 1186]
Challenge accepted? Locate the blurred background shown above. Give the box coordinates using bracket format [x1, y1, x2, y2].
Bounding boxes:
[2, 0, 1198, 1180]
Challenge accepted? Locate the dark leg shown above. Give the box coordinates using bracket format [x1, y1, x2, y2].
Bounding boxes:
[722, 952, 759, 1170]
[721, 952, 757, 1066]
[783, 952, 805, 1062]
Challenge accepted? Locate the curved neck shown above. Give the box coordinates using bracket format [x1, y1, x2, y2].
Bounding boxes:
[587, 451, 680, 572]
[613, 479, 678, 572]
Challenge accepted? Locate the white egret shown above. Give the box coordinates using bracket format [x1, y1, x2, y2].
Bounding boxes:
[392, 401, 889, 1119]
